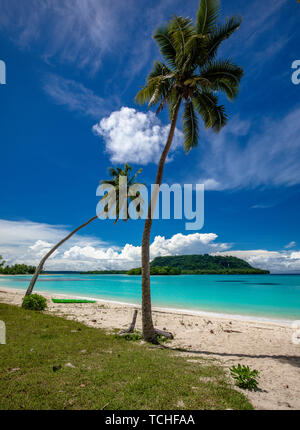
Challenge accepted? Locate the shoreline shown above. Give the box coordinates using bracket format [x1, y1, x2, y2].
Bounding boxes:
[0, 286, 300, 410]
[0, 285, 293, 326]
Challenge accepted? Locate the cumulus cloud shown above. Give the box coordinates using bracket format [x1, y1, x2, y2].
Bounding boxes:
[216, 249, 300, 274]
[0, 219, 228, 271]
[0, 219, 104, 267]
[60, 232, 229, 270]
[1, 219, 300, 273]
[93, 107, 183, 165]
[149, 233, 229, 257]
[197, 108, 300, 191]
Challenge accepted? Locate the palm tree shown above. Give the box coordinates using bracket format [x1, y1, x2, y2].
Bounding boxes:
[135, 0, 243, 342]
[24, 163, 143, 297]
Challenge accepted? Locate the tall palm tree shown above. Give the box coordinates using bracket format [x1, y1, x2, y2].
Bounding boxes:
[135, 0, 243, 342]
[24, 164, 143, 297]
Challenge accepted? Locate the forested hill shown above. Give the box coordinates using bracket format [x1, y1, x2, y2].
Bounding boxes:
[149, 254, 269, 275]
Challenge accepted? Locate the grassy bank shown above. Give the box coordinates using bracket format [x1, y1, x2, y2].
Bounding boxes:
[0, 303, 252, 410]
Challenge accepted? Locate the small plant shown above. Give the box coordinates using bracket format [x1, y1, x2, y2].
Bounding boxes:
[156, 334, 171, 343]
[22, 294, 47, 311]
[124, 332, 142, 341]
[230, 364, 259, 391]
[116, 331, 142, 342]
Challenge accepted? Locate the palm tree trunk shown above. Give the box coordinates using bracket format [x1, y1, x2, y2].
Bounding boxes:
[24, 215, 99, 297]
[141, 99, 182, 342]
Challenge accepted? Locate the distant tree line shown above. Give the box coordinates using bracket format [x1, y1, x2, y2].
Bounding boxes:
[0, 256, 36, 275]
[81, 270, 127, 275]
[127, 266, 181, 276]
[126, 255, 269, 275]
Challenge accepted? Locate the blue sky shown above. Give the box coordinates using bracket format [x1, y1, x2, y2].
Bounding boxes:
[1, 0, 300, 273]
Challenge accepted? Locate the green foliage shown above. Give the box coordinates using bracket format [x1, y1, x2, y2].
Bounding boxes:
[22, 294, 47, 311]
[150, 255, 269, 274]
[118, 330, 171, 344]
[81, 270, 127, 274]
[183, 99, 199, 152]
[0, 256, 35, 275]
[156, 334, 172, 343]
[0, 303, 253, 409]
[196, 0, 221, 34]
[100, 163, 144, 223]
[230, 364, 260, 391]
[135, 0, 243, 151]
[121, 331, 143, 342]
[127, 266, 181, 276]
[83, 255, 269, 276]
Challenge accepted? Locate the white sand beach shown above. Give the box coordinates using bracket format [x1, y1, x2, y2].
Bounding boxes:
[1, 287, 300, 410]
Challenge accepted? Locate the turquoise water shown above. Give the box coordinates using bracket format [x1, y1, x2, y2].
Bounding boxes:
[1, 274, 300, 321]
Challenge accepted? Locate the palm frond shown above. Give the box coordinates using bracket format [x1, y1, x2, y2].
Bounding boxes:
[108, 167, 118, 178]
[136, 62, 173, 107]
[100, 164, 143, 223]
[215, 77, 240, 101]
[147, 61, 173, 82]
[183, 99, 199, 153]
[198, 59, 243, 99]
[153, 23, 177, 69]
[135, 83, 156, 106]
[206, 16, 242, 59]
[183, 33, 206, 72]
[166, 88, 181, 121]
[196, 0, 220, 35]
[193, 92, 227, 131]
[169, 16, 194, 68]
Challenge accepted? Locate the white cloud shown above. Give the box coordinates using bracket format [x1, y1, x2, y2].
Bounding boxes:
[197, 108, 300, 190]
[93, 107, 183, 165]
[60, 232, 229, 270]
[216, 249, 300, 274]
[29, 240, 59, 259]
[285, 241, 296, 249]
[0, 219, 228, 271]
[149, 233, 229, 257]
[43, 74, 116, 118]
[1, 219, 300, 273]
[0, 219, 104, 267]
[0, 0, 182, 76]
[0, 0, 137, 72]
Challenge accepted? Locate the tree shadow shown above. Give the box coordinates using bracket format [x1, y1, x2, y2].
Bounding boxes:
[160, 345, 300, 369]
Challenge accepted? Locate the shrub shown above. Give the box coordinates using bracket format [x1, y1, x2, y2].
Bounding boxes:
[22, 294, 47, 311]
[156, 334, 171, 343]
[230, 364, 259, 391]
[119, 331, 142, 341]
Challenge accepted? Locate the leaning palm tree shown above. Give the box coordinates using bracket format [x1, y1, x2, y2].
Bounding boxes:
[135, 0, 243, 342]
[24, 163, 143, 296]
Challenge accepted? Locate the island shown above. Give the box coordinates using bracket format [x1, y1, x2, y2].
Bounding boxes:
[82, 255, 270, 275]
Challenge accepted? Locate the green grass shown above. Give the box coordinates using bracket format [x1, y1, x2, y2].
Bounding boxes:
[0, 303, 252, 410]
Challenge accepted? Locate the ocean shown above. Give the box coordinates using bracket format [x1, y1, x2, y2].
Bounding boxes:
[1, 273, 300, 322]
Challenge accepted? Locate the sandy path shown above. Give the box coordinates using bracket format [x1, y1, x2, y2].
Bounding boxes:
[0, 287, 299, 410]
